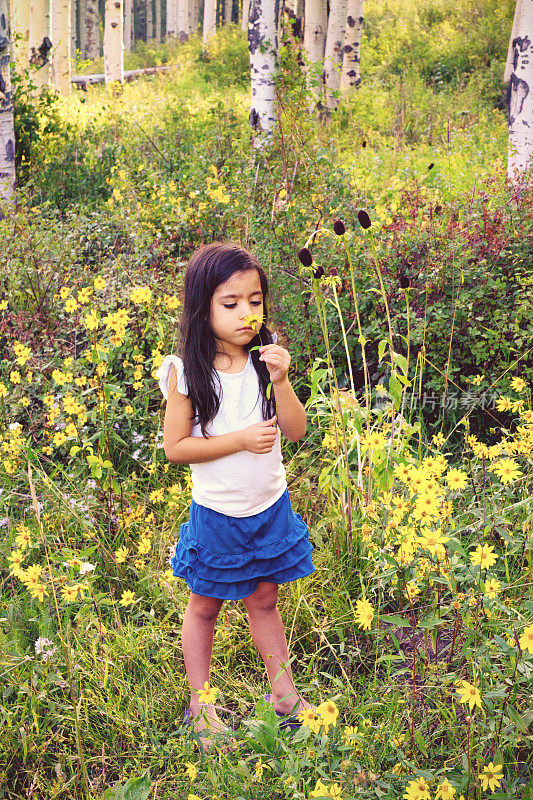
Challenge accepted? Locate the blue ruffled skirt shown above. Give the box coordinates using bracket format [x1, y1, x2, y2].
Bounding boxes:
[169, 488, 314, 600]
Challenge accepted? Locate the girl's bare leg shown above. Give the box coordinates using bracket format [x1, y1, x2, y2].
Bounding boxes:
[243, 581, 311, 715]
[181, 592, 228, 736]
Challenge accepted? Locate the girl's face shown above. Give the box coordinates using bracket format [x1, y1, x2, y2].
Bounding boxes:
[210, 269, 264, 354]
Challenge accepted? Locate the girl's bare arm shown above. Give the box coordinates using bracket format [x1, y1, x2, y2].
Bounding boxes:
[163, 367, 277, 464]
[271, 376, 307, 443]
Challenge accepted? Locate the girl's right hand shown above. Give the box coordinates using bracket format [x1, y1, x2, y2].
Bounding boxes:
[240, 416, 278, 453]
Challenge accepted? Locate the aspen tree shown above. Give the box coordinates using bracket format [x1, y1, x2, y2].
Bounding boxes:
[124, 0, 133, 51]
[0, 0, 15, 201]
[504, 0, 523, 82]
[203, 0, 216, 51]
[303, 0, 327, 87]
[70, 0, 77, 59]
[85, 0, 101, 59]
[177, 0, 190, 41]
[52, 0, 72, 94]
[12, 0, 30, 72]
[104, 0, 124, 84]
[324, 0, 347, 110]
[507, 0, 533, 182]
[154, 0, 161, 42]
[248, 0, 279, 147]
[241, 0, 249, 32]
[167, 0, 178, 37]
[224, 0, 232, 25]
[79, 0, 87, 57]
[189, 0, 199, 36]
[341, 0, 362, 91]
[146, 0, 153, 40]
[29, 0, 52, 88]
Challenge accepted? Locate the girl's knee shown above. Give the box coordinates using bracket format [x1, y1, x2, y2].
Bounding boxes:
[243, 581, 279, 614]
[187, 592, 223, 622]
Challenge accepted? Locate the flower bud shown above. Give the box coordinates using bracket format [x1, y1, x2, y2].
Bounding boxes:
[333, 219, 346, 235]
[357, 210, 371, 229]
[399, 275, 410, 289]
[298, 247, 313, 267]
[428, 162, 435, 170]
[313, 266, 325, 279]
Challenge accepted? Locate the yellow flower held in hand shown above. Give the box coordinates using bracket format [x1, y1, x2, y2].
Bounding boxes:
[479, 762, 503, 792]
[197, 681, 218, 704]
[457, 680, 482, 711]
[242, 312, 263, 332]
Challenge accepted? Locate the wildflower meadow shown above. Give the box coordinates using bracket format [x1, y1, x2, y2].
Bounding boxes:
[1, 2, 532, 799]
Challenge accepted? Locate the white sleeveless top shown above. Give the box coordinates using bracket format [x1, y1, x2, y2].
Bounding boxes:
[156, 352, 287, 517]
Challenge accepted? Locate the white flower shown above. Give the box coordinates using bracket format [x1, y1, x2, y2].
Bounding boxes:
[79, 562, 95, 575]
[35, 637, 57, 660]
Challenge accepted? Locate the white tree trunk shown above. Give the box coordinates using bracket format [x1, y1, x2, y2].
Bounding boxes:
[104, 0, 124, 83]
[79, 0, 87, 57]
[146, 0, 153, 39]
[203, 0, 216, 50]
[248, 0, 279, 147]
[52, 0, 71, 94]
[504, 0, 523, 82]
[341, 0, 362, 90]
[0, 0, 15, 201]
[29, 0, 52, 88]
[166, 0, 178, 37]
[177, 0, 190, 41]
[324, 0, 347, 109]
[241, 0, 249, 32]
[85, 0, 101, 60]
[189, 0, 199, 35]
[224, 0, 232, 24]
[507, 0, 533, 182]
[70, 0, 77, 59]
[12, 0, 30, 72]
[154, 0, 161, 41]
[124, 0, 133, 50]
[303, 0, 326, 63]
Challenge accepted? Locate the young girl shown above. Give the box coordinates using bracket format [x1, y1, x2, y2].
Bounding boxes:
[156, 241, 314, 746]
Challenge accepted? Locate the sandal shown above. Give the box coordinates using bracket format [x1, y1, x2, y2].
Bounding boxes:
[264, 693, 302, 730]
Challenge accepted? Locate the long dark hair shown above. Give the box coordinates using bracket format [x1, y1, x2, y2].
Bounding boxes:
[178, 242, 276, 436]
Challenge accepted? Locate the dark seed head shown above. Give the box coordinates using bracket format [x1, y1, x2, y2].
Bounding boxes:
[428, 162, 435, 170]
[399, 275, 410, 289]
[333, 219, 346, 235]
[313, 266, 325, 279]
[362, 140, 367, 148]
[357, 209, 371, 229]
[298, 247, 313, 267]
[328, 267, 338, 277]
[434, 204, 442, 214]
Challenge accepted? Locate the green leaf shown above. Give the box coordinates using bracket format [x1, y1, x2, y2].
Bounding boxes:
[418, 617, 446, 630]
[505, 705, 527, 732]
[266, 381, 273, 400]
[394, 353, 408, 376]
[70, 445, 81, 457]
[100, 772, 151, 800]
[378, 339, 388, 363]
[378, 614, 412, 628]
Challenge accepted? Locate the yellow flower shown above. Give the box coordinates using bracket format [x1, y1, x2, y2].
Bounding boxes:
[29, 582, 48, 601]
[446, 468, 468, 491]
[432, 431, 446, 447]
[354, 598, 374, 630]
[471, 374, 484, 386]
[65, 296, 78, 313]
[519, 625, 533, 653]
[310, 778, 341, 798]
[510, 377, 526, 392]
[435, 778, 456, 799]
[130, 286, 153, 304]
[115, 547, 128, 563]
[84, 310, 99, 330]
[405, 582, 420, 601]
[490, 458, 522, 484]
[0, 382, 7, 398]
[197, 681, 218, 704]
[456, 680, 482, 710]
[484, 577, 500, 599]
[119, 590, 135, 606]
[94, 276, 107, 290]
[10, 370, 21, 384]
[242, 313, 263, 332]
[317, 699, 339, 729]
[470, 544, 498, 570]
[403, 776, 431, 800]
[62, 584, 80, 602]
[59, 286, 71, 299]
[8, 549, 25, 575]
[478, 762, 503, 792]
[137, 538, 151, 555]
[362, 431, 387, 451]
[184, 761, 197, 781]
[299, 707, 322, 734]
[254, 757, 264, 780]
[15, 525, 32, 550]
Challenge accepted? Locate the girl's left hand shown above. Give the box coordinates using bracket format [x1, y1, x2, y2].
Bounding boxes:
[258, 342, 290, 385]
